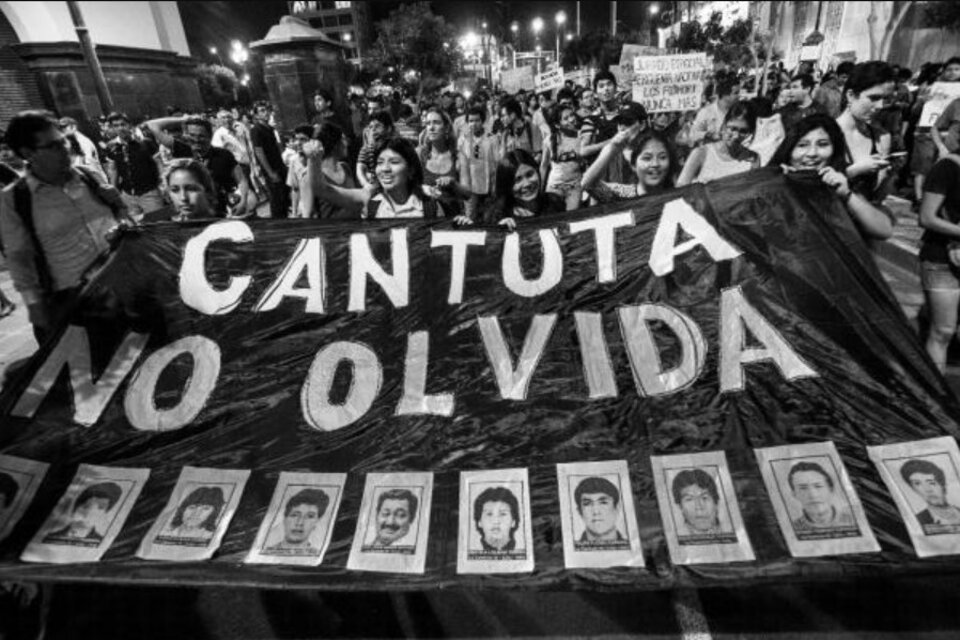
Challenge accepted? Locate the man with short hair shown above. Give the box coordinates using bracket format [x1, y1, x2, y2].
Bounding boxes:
[457, 105, 498, 222]
[690, 77, 741, 145]
[672, 469, 723, 536]
[787, 461, 856, 531]
[900, 458, 960, 528]
[371, 489, 418, 547]
[813, 60, 854, 118]
[0, 110, 128, 341]
[43, 481, 122, 543]
[286, 124, 315, 218]
[101, 111, 165, 219]
[574, 476, 626, 544]
[249, 101, 290, 218]
[266, 488, 330, 552]
[580, 71, 648, 183]
[778, 73, 829, 135]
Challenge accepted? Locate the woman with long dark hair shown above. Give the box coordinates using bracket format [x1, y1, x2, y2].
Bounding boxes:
[305, 137, 444, 218]
[484, 149, 566, 229]
[770, 114, 893, 240]
[582, 126, 679, 202]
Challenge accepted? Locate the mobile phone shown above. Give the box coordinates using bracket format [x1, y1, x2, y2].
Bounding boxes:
[887, 151, 907, 158]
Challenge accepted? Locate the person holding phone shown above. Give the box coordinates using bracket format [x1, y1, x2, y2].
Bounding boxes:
[836, 61, 895, 201]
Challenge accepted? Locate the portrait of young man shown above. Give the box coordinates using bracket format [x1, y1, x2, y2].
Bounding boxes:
[42, 482, 122, 545]
[672, 468, 727, 538]
[900, 458, 960, 532]
[367, 488, 419, 548]
[573, 476, 628, 549]
[787, 461, 857, 533]
[265, 488, 330, 553]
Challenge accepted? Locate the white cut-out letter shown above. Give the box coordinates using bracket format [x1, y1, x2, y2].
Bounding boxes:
[348, 228, 409, 312]
[301, 341, 382, 431]
[568, 212, 634, 283]
[478, 314, 557, 400]
[573, 312, 618, 399]
[13, 326, 149, 426]
[179, 220, 254, 315]
[502, 229, 563, 297]
[124, 336, 221, 432]
[396, 331, 454, 416]
[618, 303, 706, 396]
[254, 237, 326, 314]
[430, 230, 487, 304]
[648, 198, 741, 276]
[719, 287, 818, 392]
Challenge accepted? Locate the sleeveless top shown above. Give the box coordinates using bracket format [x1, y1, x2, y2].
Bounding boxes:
[315, 161, 361, 220]
[695, 143, 754, 183]
[422, 148, 463, 216]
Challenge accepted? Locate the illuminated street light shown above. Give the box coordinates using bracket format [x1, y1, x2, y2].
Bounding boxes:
[209, 46, 217, 55]
[510, 22, 518, 34]
[463, 31, 479, 48]
[342, 32, 352, 42]
[649, 3, 660, 14]
[556, 11, 567, 25]
[555, 11, 567, 63]
[532, 17, 544, 34]
[566, 33, 574, 41]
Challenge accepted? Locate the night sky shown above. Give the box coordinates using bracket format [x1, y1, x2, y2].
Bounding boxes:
[177, 1, 654, 62]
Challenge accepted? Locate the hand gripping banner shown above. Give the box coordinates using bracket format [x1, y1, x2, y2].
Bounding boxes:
[1, 167, 959, 590]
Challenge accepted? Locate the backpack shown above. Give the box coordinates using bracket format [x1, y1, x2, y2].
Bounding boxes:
[10, 166, 126, 296]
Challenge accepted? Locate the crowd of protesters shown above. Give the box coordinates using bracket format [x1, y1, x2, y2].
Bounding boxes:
[2, 55, 960, 366]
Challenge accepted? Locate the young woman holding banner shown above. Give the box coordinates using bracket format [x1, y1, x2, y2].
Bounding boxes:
[770, 114, 893, 242]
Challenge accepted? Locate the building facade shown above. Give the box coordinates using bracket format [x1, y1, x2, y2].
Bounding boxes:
[288, 1, 370, 65]
[0, 1, 200, 130]
[662, 1, 959, 72]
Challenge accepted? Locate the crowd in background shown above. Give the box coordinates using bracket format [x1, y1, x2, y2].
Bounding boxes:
[2, 55, 960, 365]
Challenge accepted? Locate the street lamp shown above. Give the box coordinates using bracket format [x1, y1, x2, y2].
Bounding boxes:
[532, 17, 544, 74]
[209, 46, 223, 65]
[649, 3, 660, 15]
[555, 11, 566, 66]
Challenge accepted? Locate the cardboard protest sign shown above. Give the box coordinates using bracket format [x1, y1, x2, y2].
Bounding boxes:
[632, 52, 709, 113]
[535, 67, 565, 94]
[1, 169, 959, 589]
[500, 66, 535, 94]
[619, 44, 661, 69]
[920, 83, 960, 128]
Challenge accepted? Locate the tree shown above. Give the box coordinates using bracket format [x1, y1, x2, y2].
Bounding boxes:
[560, 28, 651, 71]
[367, 2, 461, 98]
[195, 64, 239, 108]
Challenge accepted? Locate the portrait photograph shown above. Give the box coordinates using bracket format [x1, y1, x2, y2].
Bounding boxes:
[137, 466, 250, 562]
[652, 451, 754, 565]
[347, 471, 433, 574]
[756, 442, 879, 557]
[457, 468, 534, 575]
[21, 464, 148, 564]
[0, 455, 49, 544]
[246, 472, 346, 566]
[556, 460, 644, 569]
[869, 436, 960, 558]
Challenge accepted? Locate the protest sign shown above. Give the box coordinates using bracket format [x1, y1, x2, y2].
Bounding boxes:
[632, 52, 709, 113]
[1, 169, 959, 590]
[919, 82, 960, 128]
[564, 69, 590, 88]
[619, 44, 661, 69]
[500, 66, 535, 94]
[535, 67, 565, 93]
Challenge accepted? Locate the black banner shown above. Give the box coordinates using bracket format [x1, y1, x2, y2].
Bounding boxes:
[1, 167, 958, 589]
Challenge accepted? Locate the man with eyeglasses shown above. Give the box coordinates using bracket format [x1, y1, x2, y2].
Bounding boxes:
[145, 114, 249, 217]
[101, 112, 165, 220]
[0, 110, 128, 341]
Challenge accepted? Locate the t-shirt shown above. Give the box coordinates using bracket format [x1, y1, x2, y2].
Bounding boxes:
[250, 122, 285, 176]
[103, 137, 160, 195]
[935, 98, 960, 154]
[919, 157, 960, 264]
